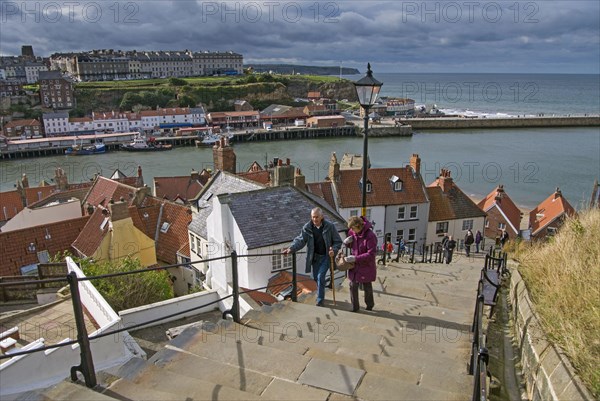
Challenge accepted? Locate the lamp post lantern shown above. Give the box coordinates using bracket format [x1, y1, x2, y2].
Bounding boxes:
[353, 63, 383, 218]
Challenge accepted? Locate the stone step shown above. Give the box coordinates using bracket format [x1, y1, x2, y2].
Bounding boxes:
[107, 363, 264, 400]
[244, 301, 472, 354]
[157, 323, 312, 382]
[356, 371, 466, 401]
[40, 381, 117, 401]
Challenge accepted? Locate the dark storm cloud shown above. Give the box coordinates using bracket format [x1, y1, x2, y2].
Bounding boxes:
[0, 0, 598, 72]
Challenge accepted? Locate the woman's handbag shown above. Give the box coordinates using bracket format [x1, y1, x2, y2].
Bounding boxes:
[335, 249, 354, 271]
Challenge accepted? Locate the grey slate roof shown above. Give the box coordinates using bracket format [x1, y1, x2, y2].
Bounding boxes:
[188, 171, 264, 238]
[224, 185, 346, 250]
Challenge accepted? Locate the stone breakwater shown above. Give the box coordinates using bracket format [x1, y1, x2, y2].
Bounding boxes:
[402, 116, 600, 130]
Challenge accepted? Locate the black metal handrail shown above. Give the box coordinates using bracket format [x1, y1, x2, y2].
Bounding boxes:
[0, 250, 309, 389]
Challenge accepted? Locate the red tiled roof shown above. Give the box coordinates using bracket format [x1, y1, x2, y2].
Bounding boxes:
[241, 288, 278, 306]
[154, 172, 211, 203]
[306, 182, 337, 211]
[529, 189, 576, 235]
[336, 167, 428, 208]
[237, 170, 270, 185]
[4, 119, 41, 128]
[133, 197, 191, 265]
[0, 191, 25, 222]
[83, 176, 138, 210]
[0, 216, 90, 276]
[426, 178, 486, 221]
[477, 185, 521, 233]
[24, 186, 57, 206]
[267, 271, 316, 298]
[72, 207, 111, 257]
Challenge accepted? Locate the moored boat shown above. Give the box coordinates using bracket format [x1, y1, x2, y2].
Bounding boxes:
[65, 142, 106, 155]
[121, 134, 172, 151]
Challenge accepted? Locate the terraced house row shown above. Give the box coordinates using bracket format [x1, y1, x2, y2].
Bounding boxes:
[49, 49, 243, 81]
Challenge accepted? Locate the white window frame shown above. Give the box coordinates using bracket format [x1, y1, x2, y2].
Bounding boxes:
[397, 206, 405, 220]
[408, 228, 416, 242]
[271, 249, 293, 272]
[436, 222, 448, 235]
[462, 219, 474, 231]
[409, 205, 418, 219]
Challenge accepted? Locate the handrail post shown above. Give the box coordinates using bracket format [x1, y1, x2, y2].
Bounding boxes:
[291, 252, 297, 302]
[230, 251, 240, 323]
[67, 271, 97, 388]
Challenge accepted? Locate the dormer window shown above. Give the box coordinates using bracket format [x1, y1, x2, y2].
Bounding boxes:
[390, 175, 403, 191]
[359, 178, 372, 193]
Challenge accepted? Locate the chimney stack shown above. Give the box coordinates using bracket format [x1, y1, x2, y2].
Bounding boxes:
[410, 154, 421, 175]
[294, 168, 306, 189]
[213, 136, 236, 174]
[494, 185, 505, 203]
[328, 152, 340, 182]
[439, 169, 453, 193]
[554, 187, 562, 199]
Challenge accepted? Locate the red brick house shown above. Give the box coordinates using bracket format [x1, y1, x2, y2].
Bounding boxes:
[478, 185, 522, 241]
[2, 119, 42, 138]
[529, 188, 576, 240]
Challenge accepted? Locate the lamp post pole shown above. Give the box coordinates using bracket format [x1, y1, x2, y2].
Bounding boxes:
[361, 105, 370, 217]
[353, 63, 382, 219]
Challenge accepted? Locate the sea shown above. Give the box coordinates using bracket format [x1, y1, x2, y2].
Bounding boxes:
[1, 73, 599, 211]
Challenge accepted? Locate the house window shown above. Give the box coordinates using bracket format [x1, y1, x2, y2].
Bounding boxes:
[271, 249, 293, 272]
[485, 220, 489, 228]
[462, 219, 474, 231]
[366, 182, 372, 193]
[498, 222, 506, 230]
[408, 228, 416, 241]
[394, 181, 403, 191]
[409, 206, 418, 219]
[395, 229, 404, 243]
[397, 206, 405, 220]
[350, 210, 358, 217]
[190, 234, 195, 252]
[436, 222, 449, 235]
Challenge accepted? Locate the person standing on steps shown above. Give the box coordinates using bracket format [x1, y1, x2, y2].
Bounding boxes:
[444, 235, 457, 264]
[345, 216, 377, 312]
[464, 229, 474, 257]
[283, 207, 342, 307]
[475, 230, 482, 253]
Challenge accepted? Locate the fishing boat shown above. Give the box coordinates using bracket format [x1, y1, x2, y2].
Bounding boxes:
[121, 134, 172, 152]
[65, 141, 106, 155]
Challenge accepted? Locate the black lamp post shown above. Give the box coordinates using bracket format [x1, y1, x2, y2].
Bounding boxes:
[353, 63, 383, 217]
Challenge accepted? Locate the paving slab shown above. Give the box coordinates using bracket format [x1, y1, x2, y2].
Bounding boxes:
[297, 358, 365, 396]
[260, 378, 330, 401]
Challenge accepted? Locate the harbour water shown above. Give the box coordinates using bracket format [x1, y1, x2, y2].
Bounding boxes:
[1, 73, 599, 211]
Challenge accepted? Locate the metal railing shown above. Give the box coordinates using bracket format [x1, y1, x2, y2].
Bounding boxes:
[0, 250, 311, 389]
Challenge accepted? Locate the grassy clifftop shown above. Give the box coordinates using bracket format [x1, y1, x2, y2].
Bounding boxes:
[507, 209, 600, 398]
[73, 74, 357, 115]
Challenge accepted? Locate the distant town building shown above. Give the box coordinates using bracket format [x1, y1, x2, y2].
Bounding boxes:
[50, 49, 243, 82]
[2, 119, 42, 139]
[38, 71, 74, 109]
[384, 97, 415, 116]
[0, 79, 23, 97]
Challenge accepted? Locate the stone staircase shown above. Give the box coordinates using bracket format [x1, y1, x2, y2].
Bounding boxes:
[31, 259, 481, 400]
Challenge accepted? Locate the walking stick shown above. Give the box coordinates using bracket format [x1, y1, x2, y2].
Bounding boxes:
[329, 251, 336, 305]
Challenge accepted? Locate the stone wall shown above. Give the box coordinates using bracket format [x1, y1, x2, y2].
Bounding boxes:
[508, 264, 593, 400]
[405, 116, 600, 130]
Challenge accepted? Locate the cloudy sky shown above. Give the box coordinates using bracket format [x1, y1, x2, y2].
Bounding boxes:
[1, 0, 598, 73]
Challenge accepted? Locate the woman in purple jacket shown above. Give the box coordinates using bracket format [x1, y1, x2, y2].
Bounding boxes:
[344, 216, 378, 312]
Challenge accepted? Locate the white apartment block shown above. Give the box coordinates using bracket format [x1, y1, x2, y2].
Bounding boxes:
[42, 112, 70, 136]
[42, 107, 205, 136]
[49, 50, 243, 82]
[24, 63, 48, 84]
